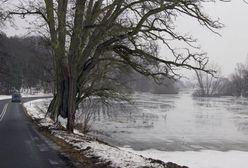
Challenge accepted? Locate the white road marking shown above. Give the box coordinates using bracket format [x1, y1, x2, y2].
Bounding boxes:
[0, 103, 9, 122]
[48, 159, 59, 165]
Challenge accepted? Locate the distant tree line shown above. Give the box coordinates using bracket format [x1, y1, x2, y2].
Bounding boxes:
[223, 62, 248, 97]
[116, 68, 179, 94]
[0, 34, 53, 94]
[194, 61, 248, 97]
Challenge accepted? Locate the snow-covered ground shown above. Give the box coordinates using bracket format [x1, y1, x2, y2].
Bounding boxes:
[121, 148, 248, 168]
[23, 99, 54, 127]
[21, 92, 52, 97]
[21, 91, 52, 98]
[53, 130, 169, 168]
[0, 95, 10, 100]
[23, 99, 172, 168]
[20, 88, 52, 97]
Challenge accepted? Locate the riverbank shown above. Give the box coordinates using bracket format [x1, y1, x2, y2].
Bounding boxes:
[23, 98, 189, 168]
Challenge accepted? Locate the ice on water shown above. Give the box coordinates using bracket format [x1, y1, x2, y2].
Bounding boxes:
[91, 91, 248, 151]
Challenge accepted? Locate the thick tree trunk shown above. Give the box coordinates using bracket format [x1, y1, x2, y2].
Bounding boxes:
[66, 67, 77, 132]
[47, 94, 60, 121]
[47, 81, 68, 119]
[48, 73, 77, 133]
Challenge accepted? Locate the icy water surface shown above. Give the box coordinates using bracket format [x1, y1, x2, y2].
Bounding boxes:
[90, 91, 248, 151]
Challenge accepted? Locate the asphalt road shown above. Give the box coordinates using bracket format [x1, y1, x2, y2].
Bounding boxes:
[0, 97, 76, 168]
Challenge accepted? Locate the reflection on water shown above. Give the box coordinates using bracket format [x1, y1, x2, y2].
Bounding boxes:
[89, 91, 248, 151]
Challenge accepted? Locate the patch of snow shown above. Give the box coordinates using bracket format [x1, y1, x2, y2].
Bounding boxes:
[52, 130, 167, 168]
[121, 148, 248, 168]
[23, 98, 53, 127]
[58, 115, 67, 128]
[21, 92, 52, 98]
[73, 129, 85, 136]
[0, 95, 10, 100]
[20, 88, 52, 97]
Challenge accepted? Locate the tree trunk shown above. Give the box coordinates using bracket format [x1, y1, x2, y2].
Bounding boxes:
[47, 70, 77, 133]
[47, 80, 68, 120]
[47, 94, 60, 121]
[66, 67, 77, 132]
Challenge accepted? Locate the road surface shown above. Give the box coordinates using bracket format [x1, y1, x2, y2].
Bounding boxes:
[0, 98, 76, 168]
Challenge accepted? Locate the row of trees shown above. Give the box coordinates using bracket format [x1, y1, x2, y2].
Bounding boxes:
[1, 0, 229, 132]
[0, 34, 53, 94]
[194, 60, 248, 97]
[229, 62, 248, 97]
[117, 69, 179, 94]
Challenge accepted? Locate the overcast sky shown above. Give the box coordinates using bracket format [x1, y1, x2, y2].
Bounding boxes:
[175, 0, 248, 77]
[3, 0, 248, 77]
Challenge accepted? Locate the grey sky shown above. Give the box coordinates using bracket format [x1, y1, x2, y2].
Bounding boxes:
[3, 0, 248, 77]
[175, 0, 248, 77]
[202, 0, 248, 76]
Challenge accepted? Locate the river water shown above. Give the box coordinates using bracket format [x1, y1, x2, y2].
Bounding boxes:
[90, 91, 248, 152]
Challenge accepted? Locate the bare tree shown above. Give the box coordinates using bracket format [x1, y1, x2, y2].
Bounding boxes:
[10, 0, 229, 132]
[0, 0, 12, 28]
[193, 64, 224, 97]
[230, 63, 248, 97]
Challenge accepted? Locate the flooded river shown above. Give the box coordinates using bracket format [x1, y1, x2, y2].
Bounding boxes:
[91, 91, 248, 152]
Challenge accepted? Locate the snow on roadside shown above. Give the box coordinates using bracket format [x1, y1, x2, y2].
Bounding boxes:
[52, 130, 168, 168]
[21, 92, 52, 98]
[23, 98, 174, 168]
[23, 98, 54, 127]
[20, 88, 52, 97]
[0, 95, 10, 100]
[0, 92, 51, 101]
